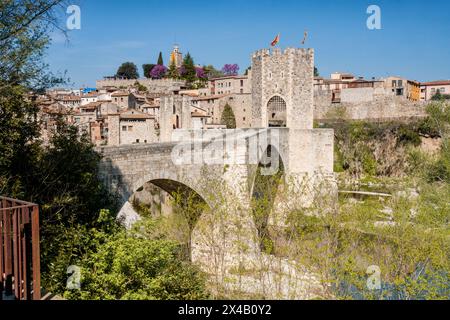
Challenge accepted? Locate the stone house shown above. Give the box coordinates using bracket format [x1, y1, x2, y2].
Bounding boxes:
[56, 95, 81, 108]
[420, 80, 450, 101]
[72, 101, 119, 145]
[192, 93, 252, 128]
[382, 76, 422, 102]
[80, 92, 99, 106]
[111, 91, 131, 109]
[107, 110, 158, 146]
[208, 74, 251, 95]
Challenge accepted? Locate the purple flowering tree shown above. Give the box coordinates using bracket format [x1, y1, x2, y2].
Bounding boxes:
[195, 67, 207, 79]
[222, 64, 239, 76]
[150, 65, 167, 79]
[178, 66, 186, 77]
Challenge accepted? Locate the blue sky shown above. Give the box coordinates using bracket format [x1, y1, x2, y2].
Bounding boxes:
[46, 0, 450, 88]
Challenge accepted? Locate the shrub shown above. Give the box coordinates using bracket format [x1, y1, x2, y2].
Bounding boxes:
[64, 219, 209, 300]
[398, 125, 421, 146]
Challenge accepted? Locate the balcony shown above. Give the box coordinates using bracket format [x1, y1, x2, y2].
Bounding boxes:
[1, 196, 40, 300]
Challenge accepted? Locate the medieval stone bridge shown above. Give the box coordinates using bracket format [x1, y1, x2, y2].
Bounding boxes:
[95, 47, 337, 299]
[96, 127, 334, 299]
[97, 128, 334, 210]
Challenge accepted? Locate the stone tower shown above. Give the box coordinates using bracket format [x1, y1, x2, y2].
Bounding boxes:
[159, 95, 193, 142]
[170, 45, 183, 68]
[251, 48, 314, 129]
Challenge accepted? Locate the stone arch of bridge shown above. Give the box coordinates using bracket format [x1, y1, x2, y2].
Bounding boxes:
[250, 144, 286, 253]
[130, 171, 212, 261]
[131, 168, 210, 207]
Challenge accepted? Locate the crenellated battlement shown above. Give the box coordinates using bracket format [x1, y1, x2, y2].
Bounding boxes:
[252, 47, 314, 59]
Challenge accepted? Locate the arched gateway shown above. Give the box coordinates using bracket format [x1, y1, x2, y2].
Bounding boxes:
[267, 95, 287, 127]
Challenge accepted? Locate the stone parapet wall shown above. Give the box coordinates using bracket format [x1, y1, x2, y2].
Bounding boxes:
[314, 91, 427, 121]
[96, 78, 186, 94]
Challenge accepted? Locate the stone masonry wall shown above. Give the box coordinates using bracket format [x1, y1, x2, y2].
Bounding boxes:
[107, 114, 120, 146]
[314, 92, 427, 121]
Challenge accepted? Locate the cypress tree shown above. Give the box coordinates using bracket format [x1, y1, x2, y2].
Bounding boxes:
[182, 52, 196, 86]
[157, 52, 164, 65]
[221, 104, 236, 129]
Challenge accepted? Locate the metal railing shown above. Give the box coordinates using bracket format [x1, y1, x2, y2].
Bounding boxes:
[0, 196, 41, 300]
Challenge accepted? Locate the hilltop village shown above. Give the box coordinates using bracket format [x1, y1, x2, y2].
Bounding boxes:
[36, 45, 449, 146]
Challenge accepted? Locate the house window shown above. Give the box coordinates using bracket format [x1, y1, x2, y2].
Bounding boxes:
[440, 87, 446, 93]
[243, 117, 246, 121]
[122, 126, 127, 131]
[121, 98, 124, 102]
[240, 80, 244, 87]
[128, 126, 133, 131]
[136, 139, 140, 143]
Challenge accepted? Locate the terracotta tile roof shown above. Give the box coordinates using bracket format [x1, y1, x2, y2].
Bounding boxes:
[58, 95, 81, 101]
[111, 91, 129, 97]
[117, 110, 154, 120]
[82, 101, 102, 109]
[421, 80, 450, 86]
[210, 75, 248, 81]
[140, 103, 159, 109]
[191, 112, 210, 118]
[82, 92, 98, 98]
[193, 94, 229, 101]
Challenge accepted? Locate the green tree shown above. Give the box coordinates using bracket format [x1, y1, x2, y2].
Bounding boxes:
[181, 52, 196, 85]
[314, 66, 319, 77]
[221, 104, 236, 129]
[116, 62, 139, 79]
[0, 85, 41, 197]
[167, 60, 179, 79]
[33, 120, 119, 289]
[143, 64, 156, 78]
[204, 65, 224, 78]
[157, 51, 164, 66]
[431, 90, 450, 101]
[432, 90, 443, 101]
[134, 81, 148, 92]
[422, 102, 450, 183]
[0, 0, 66, 91]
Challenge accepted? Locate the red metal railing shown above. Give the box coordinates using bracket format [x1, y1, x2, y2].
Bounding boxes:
[0, 196, 40, 300]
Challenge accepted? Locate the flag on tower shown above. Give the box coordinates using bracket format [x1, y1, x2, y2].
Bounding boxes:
[271, 34, 280, 47]
[301, 30, 308, 45]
